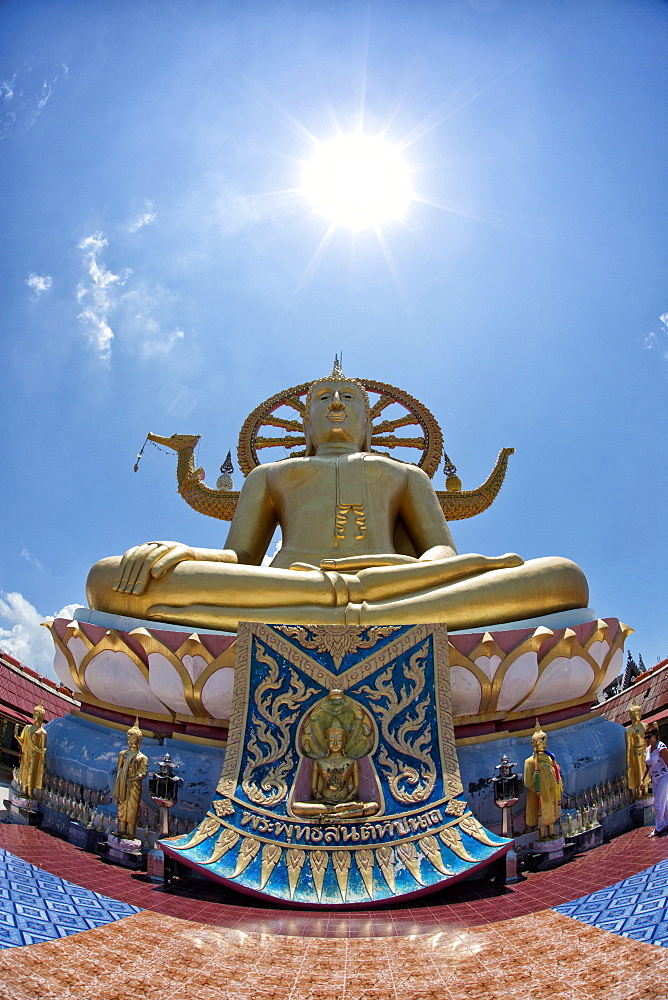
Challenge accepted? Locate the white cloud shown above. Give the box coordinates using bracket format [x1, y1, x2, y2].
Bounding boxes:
[119, 283, 187, 358]
[0, 64, 68, 140]
[1, 75, 16, 100]
[261, 535, 283, 566]
[643, 311, 668, 357]
[0, 592, 79, 681]
[26, 272, 53, 296]
[20, 547, 44, 572]
[128, 204, 156, 233]
[76, 231, 131, 359]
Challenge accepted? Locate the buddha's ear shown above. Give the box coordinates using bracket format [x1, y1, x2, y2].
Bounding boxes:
[363, 419, 372, 453]
[304, 419, 315, 457]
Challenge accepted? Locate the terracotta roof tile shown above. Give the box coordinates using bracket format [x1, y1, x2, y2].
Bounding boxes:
[0, 650, 78, 725]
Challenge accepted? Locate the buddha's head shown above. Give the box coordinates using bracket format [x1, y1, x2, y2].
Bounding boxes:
[32, 704, 45, 725]
[325, 721, 347, 755]
[630, 701, 642, 724]
[304, 358, 371, 454]
[532, 719, 547, 752]
[126, 718, 143, 749]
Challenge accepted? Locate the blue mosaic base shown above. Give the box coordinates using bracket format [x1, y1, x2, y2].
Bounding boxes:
[555, 858, 668, 948]
[165, 623, 510, 907]
[0, 848, 141, 948]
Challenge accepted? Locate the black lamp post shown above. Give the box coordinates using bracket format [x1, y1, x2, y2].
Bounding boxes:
[493, 753, 523, 883]
[147, 753, 183, 882]
[493, 754, 522, 838]
[148, 753, 183, 838]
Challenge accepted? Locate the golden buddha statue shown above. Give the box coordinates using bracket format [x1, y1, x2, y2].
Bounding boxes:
[86, 362, 588, 633]
[524, 721, 562, 840]
[113, 719, 148, 840]
[15, 704, 47, 799]
[626, 701, 648, 799]
[291, 690, 379, 819]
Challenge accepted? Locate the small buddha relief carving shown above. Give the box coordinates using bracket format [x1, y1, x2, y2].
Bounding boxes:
[291, 689, 381, 820]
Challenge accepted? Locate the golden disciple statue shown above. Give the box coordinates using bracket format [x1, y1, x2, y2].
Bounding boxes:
[291, 690, 380, 819]
[113, 719, 149, 840]
[524, 721, 562, 840]
[626, 701, 648, 798]
[15, 704, 47, 799]
[86, 361, 589, 633]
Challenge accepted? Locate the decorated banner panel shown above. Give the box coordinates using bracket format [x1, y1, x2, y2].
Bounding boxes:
[161, 623, 510, 907]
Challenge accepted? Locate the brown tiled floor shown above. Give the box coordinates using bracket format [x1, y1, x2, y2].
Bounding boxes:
[1, 824, 668, 938]
[1, 907, 667, 1000]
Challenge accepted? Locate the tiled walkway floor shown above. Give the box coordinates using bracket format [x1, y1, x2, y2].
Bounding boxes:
[1, 907, 667, 1000]
[1, 824, 667, 937]
[0, 847, 140, 948]
[2, 825, 668, 999]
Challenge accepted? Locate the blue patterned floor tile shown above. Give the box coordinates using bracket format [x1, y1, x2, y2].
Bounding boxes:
[0, 847, 141, 949]
[555, 859, 668, 948]
[592, 918, 627, 932]
[17, 932, 58, 947]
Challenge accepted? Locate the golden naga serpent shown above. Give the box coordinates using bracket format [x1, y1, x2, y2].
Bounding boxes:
[146, 379, 514, 522]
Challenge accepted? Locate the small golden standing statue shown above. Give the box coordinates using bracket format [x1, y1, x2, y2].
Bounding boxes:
[626, 700, 648, 799]
[292, 690, 380, 819]
[524, 720, 562, 840]
[15, 704, 47, 799]
[113, 719, 148, 840]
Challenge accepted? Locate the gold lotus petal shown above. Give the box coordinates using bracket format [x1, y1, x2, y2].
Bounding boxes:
[286, 848, 306, 900]
[355, 849, 375, 899]
[201, 826, 239, 865]
[332, 850, 352, 902]
[176, 814, 220, 849]
[396, 841, 424, 885]
[458, 812, 498, 846]
[418, 834, 451, 876]
[231, 837, 262, 878]
[375, 846, 396, 893]
[309, 849, 329, 902]
[439, 826, 477, 862]
[259, 842, 283, 889]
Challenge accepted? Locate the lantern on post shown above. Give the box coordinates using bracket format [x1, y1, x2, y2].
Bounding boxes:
[493, 753, 523, 883]
[147, 753, 183, 882]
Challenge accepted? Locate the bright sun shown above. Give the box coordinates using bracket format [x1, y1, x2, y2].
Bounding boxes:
[301, 132, 413, 231]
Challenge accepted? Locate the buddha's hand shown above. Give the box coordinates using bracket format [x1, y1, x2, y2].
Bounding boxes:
[319, 554, 417, 571]
[113, 541, 197, 595]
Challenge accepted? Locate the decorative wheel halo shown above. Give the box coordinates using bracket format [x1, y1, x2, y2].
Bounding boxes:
[237, 379, 443, 479]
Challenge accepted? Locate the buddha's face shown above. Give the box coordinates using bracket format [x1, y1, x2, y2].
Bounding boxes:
[306, 381, 369, 450]
[326, 730, 346, 754]
[532, 734, 547, 753]
[127, 733, 141, 750]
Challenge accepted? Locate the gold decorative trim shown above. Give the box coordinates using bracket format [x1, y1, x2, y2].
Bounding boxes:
[72, 710, 157, 736]
[170, 732, 228, 748]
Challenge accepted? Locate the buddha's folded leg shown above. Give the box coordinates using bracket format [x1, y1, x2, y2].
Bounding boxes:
[147, 602, 350, 630]
[86, 556, 343, 621]
[348, 557, 589, 629]
[348, 552, 524, 602]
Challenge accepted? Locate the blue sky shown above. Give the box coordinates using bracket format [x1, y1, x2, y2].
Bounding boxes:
[1, 0, 666, 678]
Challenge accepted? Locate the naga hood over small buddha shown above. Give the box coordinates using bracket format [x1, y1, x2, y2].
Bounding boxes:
[87, 360, 589, 632]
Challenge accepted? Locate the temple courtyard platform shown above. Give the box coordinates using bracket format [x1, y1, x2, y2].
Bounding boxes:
[0, 825, 667, 999]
